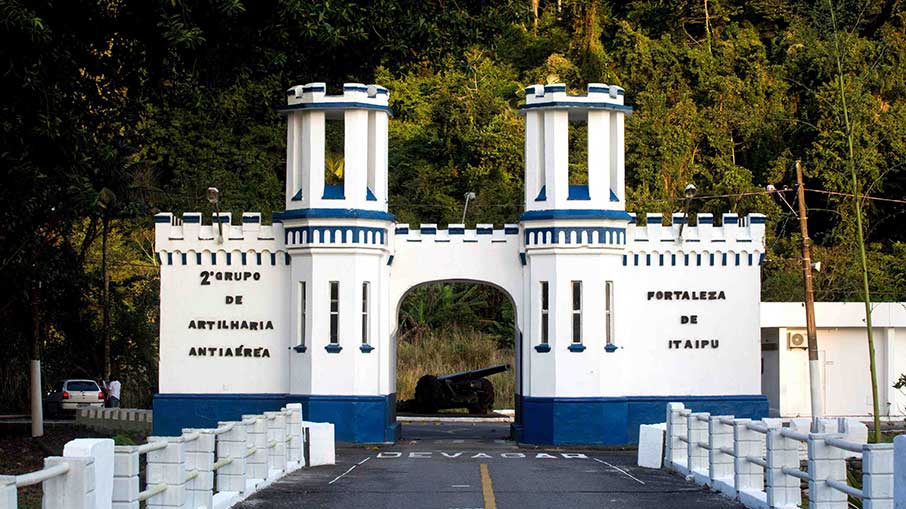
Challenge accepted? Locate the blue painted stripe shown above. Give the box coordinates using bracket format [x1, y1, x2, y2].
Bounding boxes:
[386, 254, 394, 266]
[520, 209, 632, 221]
[242, 215, 261, 223]
[544, 84, 566, 92]
[477, 227, 492, 235]
[395, 227, 409, 234]
[273, 208, 395, 222]
[698, 215, 714, 224]
[154, 215, 171, 223]
[241, 253, 247, 265]
[166, 253, 172, 265]
[420, 226, 437, 235]
[504, 226, 519, 235]
[535, 185, 547, 201]
[226, 253, 232, 265]
[183, 214, 201, 224]
[519, 253, 527, 266]
[567, 184, 590, 200]
[587, 86, 625, 96]
[196, 253, 202, 265]
[302, 85, 326, 93]
[520, 102, 634, 113]
[291, 188, 303, 201]
[524, 226, 626, 245]
[750, 215, 766, 224]
[366, 188, 377, 201]
[211, 253, 217, 265]
[723, 215, 739, 225]
[275, 102, 392, 115]
[181, 253, 187, 265]
[322, 184, 345, 199]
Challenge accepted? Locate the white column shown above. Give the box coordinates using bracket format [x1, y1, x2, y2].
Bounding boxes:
[807, 432, 848, 508]
[367, 111, 389, 209]
[708, 416, 734, 489]
[42, 457, 95, 509]
[524, 110, 544, 207]
[344, 109, 369, 208]
[265, 411, 288, 475]
[862, 442, 894, 509]
[243, 415, 268, 481]
[0, 475, 16, 509]
[184, 429, 215, 509]
[665, 403, 687, 472]
[301, 111, 325, 209]
[63, 438, 114, 509]
[112, 446, 139, 509]
[613, 111, 626, 203]
[732, 419, 764, 494]
[587, 110, 610, 206]
[215, 421, 248, 493]
[285, 112, 300, 205]
[285, 404, 304, 468]
[145, 436, 188, 508]
[765, 428, 801, 508]
[543, 110, 568, 208]
[687, 412, 709, 480]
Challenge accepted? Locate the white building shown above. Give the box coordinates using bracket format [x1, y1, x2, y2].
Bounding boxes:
[761, 302, 906, 419]
[153, 82, 769, 444]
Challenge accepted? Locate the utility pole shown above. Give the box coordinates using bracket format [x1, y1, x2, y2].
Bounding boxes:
[796, 160, 823, 423]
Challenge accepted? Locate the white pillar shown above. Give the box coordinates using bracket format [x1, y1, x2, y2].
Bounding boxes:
[687, 412, 709, 479]
[587, 110, 610, 205]
[807, 432, 847, 508]
[112, 446, 139, 509]
[265, 411, 288, 475]
[63, 438, 114, 509]
[613, 111, 625, 203]
[765, 428, 801, 508]
[732, 419, 764, 494]
[42, 457, 96, 509]
[301, 111, 325, 209]
[184, 429, 215, 509]
[286, 112, 301, 204]
[708, 416, 734, 488]
[367, 111, 389, 208]
[665, 403, 687, 471]
[524, 110, 544, 207]
[146, 436, 189, 508]
[215, 421, 248, 494]
[543, 110, 568, 207]
[285, 404, 304, 468]
[243, 415, 268, 481]
[344, 109, 369, 208]
[862, 442, 894, 509]
[1, 475, 17, 509]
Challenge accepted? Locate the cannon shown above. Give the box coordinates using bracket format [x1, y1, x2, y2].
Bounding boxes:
[397, 364, 510, 415]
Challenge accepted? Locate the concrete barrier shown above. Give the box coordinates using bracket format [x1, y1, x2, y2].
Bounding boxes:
[76, 408, 153, 435]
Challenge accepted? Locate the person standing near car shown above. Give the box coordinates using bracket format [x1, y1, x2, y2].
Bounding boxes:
[108, 378, 121, 408]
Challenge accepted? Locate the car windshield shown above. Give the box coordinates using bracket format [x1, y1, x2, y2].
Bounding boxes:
[66, 381, 99, 392]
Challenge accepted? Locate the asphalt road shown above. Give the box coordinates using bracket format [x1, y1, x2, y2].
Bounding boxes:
[236, 421, 743, 509]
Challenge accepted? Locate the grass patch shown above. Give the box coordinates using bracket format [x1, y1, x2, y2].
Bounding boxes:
[398, 327, 515, 410]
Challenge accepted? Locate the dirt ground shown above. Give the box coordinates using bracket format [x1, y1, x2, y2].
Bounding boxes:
[0, 422, 145, 508]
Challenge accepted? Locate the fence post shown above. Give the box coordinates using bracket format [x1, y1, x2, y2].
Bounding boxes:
[185, 429, 215, 509]
[688, 412, 710, 484]
[665, 403, 687, 472]
[42, 457, 95, 509]
[265, 411, 288, 475]
[112, 446, 139, 509]
[708, 415, 734, 493]
[302, 422, 336, 466]
[765, 428, 801, 508]
[285, 404, 304, 469]
[146, 436, 189, 508]
[1, 475, 17, 509]
[243, 415, 268, 481]
[215, 421, 248, 494]
[862, 442, 894, 509]
[63, 438, 114, 509]
[732, 419, 763, 495]
[807, 432, 847, 509]
[895, 435, 906, 509]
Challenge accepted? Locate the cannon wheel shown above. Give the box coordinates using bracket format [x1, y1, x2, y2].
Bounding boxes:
[467, 378, 495, 415]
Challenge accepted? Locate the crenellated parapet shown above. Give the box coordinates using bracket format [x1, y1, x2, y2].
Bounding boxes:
[154, 212, 288, 267]
[279, 82, 389, 112]
[392, 224, 519, 245]
[624, 212, 766, 267]
[522, 82, 629, 110]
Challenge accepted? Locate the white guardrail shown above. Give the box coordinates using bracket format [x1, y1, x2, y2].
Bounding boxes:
[0, 403, 337, 509]
[663, 402, 894, 509]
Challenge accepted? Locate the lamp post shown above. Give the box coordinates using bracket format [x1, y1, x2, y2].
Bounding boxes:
[461, 192, 476, 225]
[96, 188, 116, 381]
[207, 187, 223, 244]
[678, 184, 696, 239]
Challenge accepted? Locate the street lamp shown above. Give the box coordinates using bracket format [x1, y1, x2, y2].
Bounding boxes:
[461, 191, 476, 225]
[679, 184, 696, 239]
[207, 187, 223, 244]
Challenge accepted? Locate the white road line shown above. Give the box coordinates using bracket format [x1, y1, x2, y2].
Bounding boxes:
[328, 456, 371, 485]
[592, 458, 646, 485]
[451, 484, 471, 488]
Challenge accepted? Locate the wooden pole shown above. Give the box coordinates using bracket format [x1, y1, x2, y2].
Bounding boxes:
[796, 160, 824, 423]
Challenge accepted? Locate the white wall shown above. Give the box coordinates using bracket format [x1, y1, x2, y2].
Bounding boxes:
[761, 302, 906, 417]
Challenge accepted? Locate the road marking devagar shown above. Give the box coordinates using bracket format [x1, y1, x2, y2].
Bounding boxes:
[592, 457, 646, 485]
[328, 456, 371, 485]
[479, 464, 497, 509]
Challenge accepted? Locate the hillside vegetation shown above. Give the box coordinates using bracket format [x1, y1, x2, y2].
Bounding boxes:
[3, 1, 906, 410]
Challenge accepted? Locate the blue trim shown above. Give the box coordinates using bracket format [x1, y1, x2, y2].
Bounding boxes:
[544, 84, 566, 92]
[343, 85, 368, 92]
[323, 184, 345, 200]
[610, 189, 619, 201]
[154, 215, 171, 223]
[567, 184, 590, 200]
[366, 188, 377, 201]
[166, 253, 172, 265]
[477, 227, 492, 235]
[515, 394, 767, 445]
[183, 214, 201, 224]
[226, 253, 232, 265]
[520, 102, 634, 113]
[302, 85, 326, 93]
[519, 252, 527, 266]
[325, 344, 342, 353]
[360, 344, 374, 353]
[524, 226, 626, 245]
[723, 215, 739, 225]
[604, 344, 618, 353]
[291, 189, 303, 201]
[275, 102, 393, 115]
[181, 253, 187, 265]
[587, 86, 626, 96]
[286, 225, 386, 245]
[534, 343, 551, 353]
[386, 255, 394, 266]
[293, 345, 307, 353]
[698, 215, 714, 224]
[504, 226, 519, 235]
[420, 226, 437, 235]
[395, 226, 409, 234]
[153, 393, 400, 443]
[520, 209, 632, 221]
[155, 253, 162, 264]
[568, 343, 586, 352]
[750, 215, 766, 224]
[449, 227, 465, 234]
[242, 214, 261, 224]
[535, 185, 547, 201]
[273, 208, 395, 222]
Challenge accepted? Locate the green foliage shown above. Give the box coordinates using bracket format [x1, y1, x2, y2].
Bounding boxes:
[3, 0, 906, 410]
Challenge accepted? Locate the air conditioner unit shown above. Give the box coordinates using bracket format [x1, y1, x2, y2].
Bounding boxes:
[787, 331, 807, 349]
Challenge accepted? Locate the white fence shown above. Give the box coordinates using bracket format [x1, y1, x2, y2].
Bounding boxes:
[76, 408, 153, 434]
[1, 403, 336, 509]
[664, 402, 894, 509]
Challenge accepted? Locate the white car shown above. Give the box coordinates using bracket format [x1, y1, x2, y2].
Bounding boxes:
[45, 379, 105, 416]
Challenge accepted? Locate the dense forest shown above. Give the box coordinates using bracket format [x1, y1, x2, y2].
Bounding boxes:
[2, 0, 905, 410]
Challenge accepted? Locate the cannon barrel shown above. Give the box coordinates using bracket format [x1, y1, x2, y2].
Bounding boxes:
[436, 364, 510, 382]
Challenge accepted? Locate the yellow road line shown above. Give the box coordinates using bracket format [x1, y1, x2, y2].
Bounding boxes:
[480, 463, 497, 509]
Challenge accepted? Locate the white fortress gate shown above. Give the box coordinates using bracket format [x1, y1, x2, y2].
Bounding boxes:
[153, 82, 768, 444]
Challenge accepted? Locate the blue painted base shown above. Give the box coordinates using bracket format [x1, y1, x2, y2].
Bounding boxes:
[515, 394, 768, 446]
[153, 393, 400, 443]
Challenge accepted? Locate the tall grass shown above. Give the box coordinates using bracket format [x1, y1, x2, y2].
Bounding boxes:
[397, 327, 515, 410]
